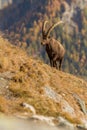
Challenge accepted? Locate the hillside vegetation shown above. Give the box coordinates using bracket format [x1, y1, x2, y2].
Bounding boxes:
[0, 36, 87, 126]
[0, 0, 87, 78]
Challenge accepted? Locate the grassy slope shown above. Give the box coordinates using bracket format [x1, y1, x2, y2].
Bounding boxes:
[0, 36, 87, 124]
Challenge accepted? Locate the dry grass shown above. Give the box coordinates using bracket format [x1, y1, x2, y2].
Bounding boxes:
[0, 36, 87, 124]
[0, 96, 9, 113]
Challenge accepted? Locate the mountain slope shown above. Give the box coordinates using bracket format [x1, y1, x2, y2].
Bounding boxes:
[0, 36, 87, 126]
[0, 0, 87, 78]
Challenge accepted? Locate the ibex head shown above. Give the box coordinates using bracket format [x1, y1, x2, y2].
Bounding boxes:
[41, 20, 63, 45]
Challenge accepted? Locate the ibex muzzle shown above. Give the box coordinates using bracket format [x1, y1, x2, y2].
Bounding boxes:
[41, 20, 65, 70]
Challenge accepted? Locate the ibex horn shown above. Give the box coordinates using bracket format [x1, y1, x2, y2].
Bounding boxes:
[42, 20, 49, 35]
[46, 21, 64, 37]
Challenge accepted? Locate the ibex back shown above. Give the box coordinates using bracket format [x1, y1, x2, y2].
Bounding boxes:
[41, 20, 65, 70]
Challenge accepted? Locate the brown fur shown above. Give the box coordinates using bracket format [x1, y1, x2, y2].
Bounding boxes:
[41, 21, 65, 70]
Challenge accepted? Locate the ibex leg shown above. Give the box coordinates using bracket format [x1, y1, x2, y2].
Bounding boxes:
[53, 61, 58, 69]
[53, 55, 58, 69]
[59, 59, 62, 70]
[50, 59, 53, 67]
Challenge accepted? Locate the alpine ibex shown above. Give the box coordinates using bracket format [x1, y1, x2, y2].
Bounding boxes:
[41, 20, 65, 70]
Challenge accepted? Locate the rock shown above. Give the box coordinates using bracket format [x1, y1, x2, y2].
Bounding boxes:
[0, 115, 87, 130]
[44, 86, 75, 117]
[21, 102, 36, 115]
